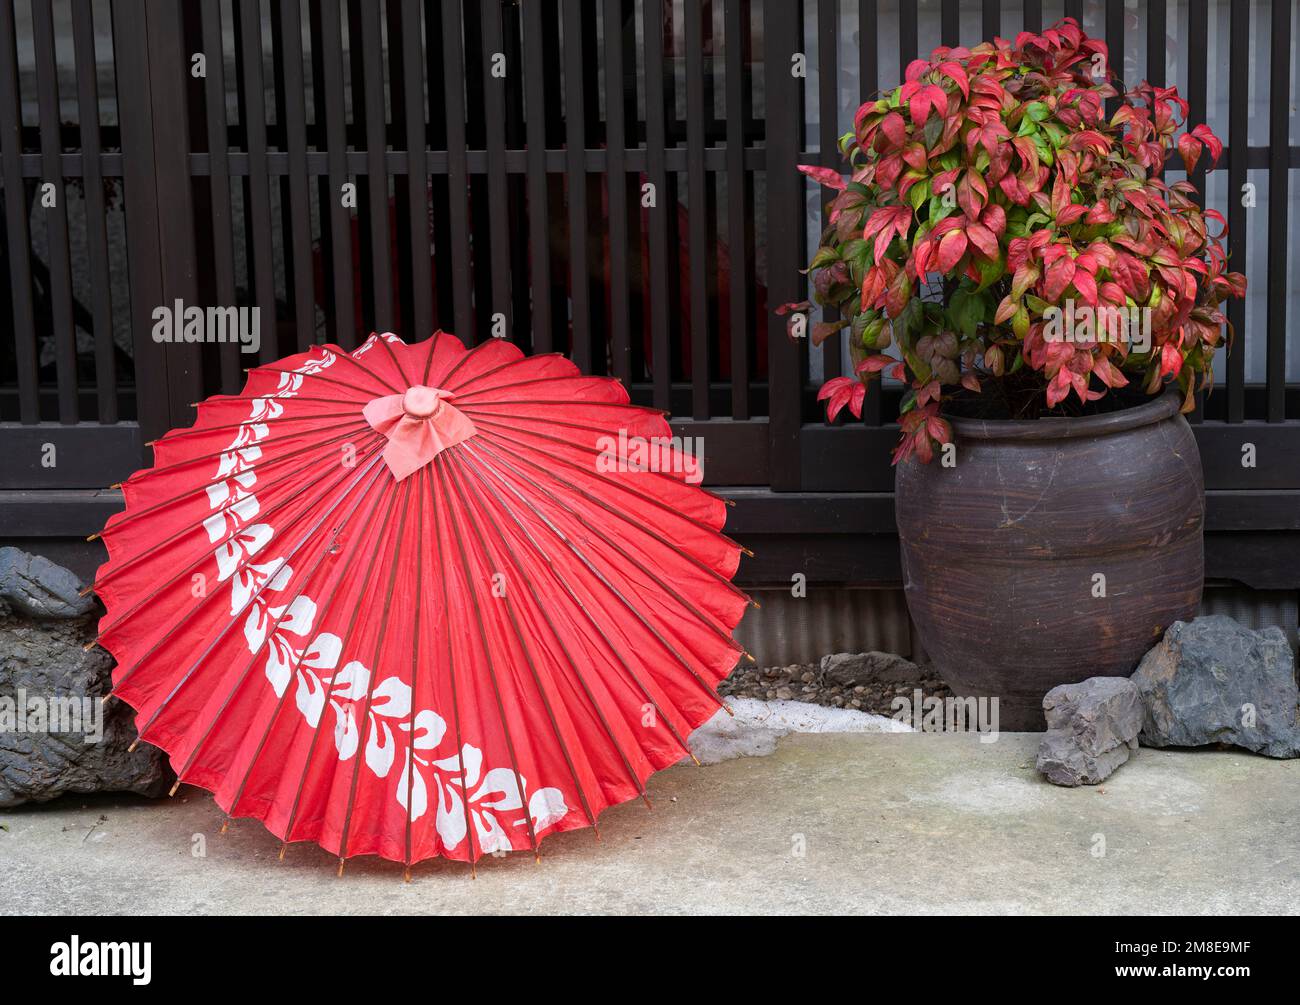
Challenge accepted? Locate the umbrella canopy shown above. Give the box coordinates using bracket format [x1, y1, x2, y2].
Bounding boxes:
[90, 332, 751, 871]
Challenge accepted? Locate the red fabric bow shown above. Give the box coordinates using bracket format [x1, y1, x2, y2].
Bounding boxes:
[362, 385, 477, 481]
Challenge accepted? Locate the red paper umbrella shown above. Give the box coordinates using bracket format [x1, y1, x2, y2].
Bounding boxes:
[89, 332, 751, 872]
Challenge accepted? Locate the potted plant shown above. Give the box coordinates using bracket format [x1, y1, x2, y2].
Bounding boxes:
[788, 18, 1247, 729]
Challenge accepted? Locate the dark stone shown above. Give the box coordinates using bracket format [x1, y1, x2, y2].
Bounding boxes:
[819, 651, 919, 688]
[0, 546, 96, 619]
[0, 551, 172, 807]
[1132, 615, 1300, 758]
[1036, 676, 1144, 786]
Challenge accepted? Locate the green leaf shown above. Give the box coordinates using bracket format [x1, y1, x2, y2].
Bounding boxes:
[947, 288, 988, 337]
[908, 177, 932, 211]
[974, 255, 1005, 292]
[809, 246, 841, 271]
[1024, 100, 1051, 122]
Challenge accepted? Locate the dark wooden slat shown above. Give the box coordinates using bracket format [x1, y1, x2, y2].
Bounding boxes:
[1266, 0, 1289, 422]
[562, 0, 590, 370]
[1023, 0, 1042, 33]
[400, 0, 432, 342]
[441, 0, 474, 343]
[604, 0, 632, 386]
[317, 0, 356, 348]
[358, 1, 394, 333]
[280, 0, 316, 352]
[817, 0, 841, 385]
[643, 0, 672, 411]
[858, 0, 881, 426]
[0, 0, 37, 421]
[1064, 1, 1083, 24]
[685, 0, 710, 415]
[1226, 0, 1248, 424]
[766, 0, 804, 490]
[725, 0, 751, 420]
[238, 0, 277, 364]
[1146, 0, 1165, 86]
[899, 0, 917, 69]
[941, 0, 959, 47]
[982, 0, 1000, 42]
[70, 1, 116, 421]
[521, 0, 552, 353]
[0, 423, 143, 488]
[480, 0, 511, 346]
[1185, 0, 1210, 424]
[198, 0, 241, 392]
[30, 0, 76, 423]
[1104, 0, 1124, 118]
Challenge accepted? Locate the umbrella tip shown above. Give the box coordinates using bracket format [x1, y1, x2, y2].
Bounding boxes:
[743, 650, 756, 664]
[86, 532, 100, 543]
[751, 599, 762, 610]
[219, 818, 230, 835]
[127, 738, 140, 754]
[168, 780, 181, 797]
[99, 693, 112, 706]
[77, 586, 94, 599]
[723, 701, 736, 717]
[690, 752, 702, 767]
[81, 639, 96, 651]
[641, 794, 654, 811]
[278, 843, 287, 861]
[403, 867, 412, 884]
[337, 858, 346, 878]
[534, 853, 541, 865]
[109, 482, 121, 490]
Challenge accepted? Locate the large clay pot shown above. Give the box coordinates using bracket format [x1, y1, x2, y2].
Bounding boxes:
[895, 389, 1203, 731]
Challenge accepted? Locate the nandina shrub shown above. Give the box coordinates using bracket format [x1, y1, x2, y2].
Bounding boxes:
[787, 17, 1246, 463]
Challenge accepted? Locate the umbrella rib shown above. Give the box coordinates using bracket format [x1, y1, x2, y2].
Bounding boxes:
[111, 443, 388, 694]
[281, 474, 405, 852]
[468, 439, 747, 650]
[461, 442, 728, 723]
[446, 450, 656, 802]
[432, 459, 543, 860]
[402, 469, 427, 873]
[426, 463, 480, 870]
[202, 394, 369, 409]
[243, 363, 389, 399]
[432, 337, 489, 389]
[145, 410, 368, 446]
[319, 344, 404, 394]
[450, 373, 623, 402]
[95, 424, 368, 537]
[375, 331, 417, 388]
[87, 429, 383, 608]
[441, 351, 567, 394]
[442, 453, 599, 832]
[470, 414, 751, 558]
[420, 329, 443, 384]
[226, 472, 392, 826]
[337, 477, 416, 865]
[163, 461, 389, 775]
[460, 398, 666, 414]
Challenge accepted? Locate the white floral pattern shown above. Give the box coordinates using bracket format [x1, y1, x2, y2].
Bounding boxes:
[201, 340, 567, 855]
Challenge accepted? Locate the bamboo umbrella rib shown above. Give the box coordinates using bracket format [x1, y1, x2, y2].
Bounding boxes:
[440, 351, 567, 394]
[281, 476, 405, 855]
[426, 463, 479, 871]
[420, 329, 443, 385]
[315, 344, 404, 394]
[469, 438, 746, 651]
[448, 373, 626, 402]
[112, 445, 388, 695]
[166, 462, 389, 777]
[462, 441, 729, 717]
[144, 410, 369, 446]
[442, 453, 599, 832]
[447, 450, 655, 803]
[374, 332, 417, 388]
[242, 364, 389, 399]
[89, 433, 385, 641]
[227, 473, 393, 828]
[433, 459, 543, 861]
[337, 477, 416, 865]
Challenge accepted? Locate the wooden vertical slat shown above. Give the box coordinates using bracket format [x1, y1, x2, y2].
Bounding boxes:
[562, 0, 590, 370]
[766, 0, 805, 490]
[358, 1, 393, 333]
[644, 0, 672, 410]
[521, 0, 551, 353]
[0, 0, 37, 422]
[1226, 0, 1248, 424]
[1266, 0, 1289, 422]
[441, 0, 474, 343]
[480, 0, 511, 345]
[605, 0, 632, 386]
[400, 0, 432, 342]
[1185, 0, 1209, 424]
[982, 0, 1000, 43]
[199, 0, 241, 392]
[280, 0, 317, 351]
[818, 0, 842, 385]
[238, 0, 277, 364]
[858, 0, 880, 425]
[725, 0, 750, 420]
[31, 0, 77, 423]
[1023, 0, 1042, 34]
[1146, 0, 1165, 86]
[686, 0, 710, 415]
[1063, 1, 1083, 24]
[899, 0, 917, 71]
[318, 0, 356, 348]
[71, 0, 116, 421]
[941, 0, 959, 47]
[1104, 0, 1124, 118]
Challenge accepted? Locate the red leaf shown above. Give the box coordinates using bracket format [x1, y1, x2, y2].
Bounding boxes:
[1177, 132, 1202, 175]
[938, 61, 970, 99]
[880, 111, 908, 148]
[817, 376, 866, 421]
[966, 221, 999, 259]
[936, 230, 968, 272]
[797, 164, 847, 190]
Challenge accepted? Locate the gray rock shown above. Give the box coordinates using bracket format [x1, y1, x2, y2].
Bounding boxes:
[820, 651, 919, 688]
[1036, 676, 1143, 786]
[0, 547, 95, 619]
[0, 593, 173, 807]
[1132, 615, 1300, 758]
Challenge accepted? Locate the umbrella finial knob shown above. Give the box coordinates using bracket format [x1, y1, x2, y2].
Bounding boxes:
[402, 385, 443, 419]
